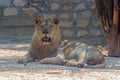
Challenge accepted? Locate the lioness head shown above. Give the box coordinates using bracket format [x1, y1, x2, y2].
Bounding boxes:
[34, 17, 60, 45]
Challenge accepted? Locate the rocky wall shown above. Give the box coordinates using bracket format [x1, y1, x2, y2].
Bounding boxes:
[0, 0, 106, 45]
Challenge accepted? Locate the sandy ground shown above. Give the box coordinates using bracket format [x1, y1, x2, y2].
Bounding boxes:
[0, 27, 120, 80]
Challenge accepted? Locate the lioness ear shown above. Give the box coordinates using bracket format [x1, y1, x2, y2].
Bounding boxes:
[34, 17, 42, 25]
[53, 18, 60, 25]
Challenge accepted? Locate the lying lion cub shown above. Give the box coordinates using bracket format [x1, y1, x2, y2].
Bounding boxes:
[18, 17, 105, 68]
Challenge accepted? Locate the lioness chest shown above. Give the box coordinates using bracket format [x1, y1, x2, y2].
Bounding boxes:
[29, 43, 59, 60]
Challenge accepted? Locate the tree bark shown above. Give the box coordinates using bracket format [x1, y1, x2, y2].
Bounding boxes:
[94, 0, 120, 57]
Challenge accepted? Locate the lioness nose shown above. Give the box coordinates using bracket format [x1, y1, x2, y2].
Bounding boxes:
[43, 29, 48, 34]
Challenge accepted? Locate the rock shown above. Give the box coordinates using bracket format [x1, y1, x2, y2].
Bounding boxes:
[0, 7, 3, 16]
[62, 30, 74, 38]
[75, 3, 86, 11]
[0, 15, 33, 26]
[44, 14, 56, 19]
[53, 0, 59, 2]
[77, 30, 89, 37]
[91, 5, 94, 10]
[73, 12, 77, 18]
[81, 11, 91, 19]
[22, 7, 38, 16]
[90, 29, 101, 36]
[74, 0, 81, 3]
[51, 3, 59, 10]
[13, 0, 26, 7]
[0, 0, 11, 7]
[59, 13, 69, 19]
[92, 20, 101, 27]
[62, 4, 72, 10]
[4, 7, 18, 16]
[77, 19, 89, 27]
[60, 21, 73, 27]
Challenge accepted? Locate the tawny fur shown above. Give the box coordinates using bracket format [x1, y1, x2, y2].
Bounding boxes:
[97, 45, 108, 57]
[29, 27, 60, 59]
[18, 17, 61, 63]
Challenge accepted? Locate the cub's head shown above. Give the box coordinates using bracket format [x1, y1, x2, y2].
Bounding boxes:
[34, 17, 60, 45]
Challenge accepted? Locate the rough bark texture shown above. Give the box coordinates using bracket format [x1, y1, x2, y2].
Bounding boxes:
[94, 0, 120, 57]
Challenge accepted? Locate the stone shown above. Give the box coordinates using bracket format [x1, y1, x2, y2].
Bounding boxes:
[51, 3, 59, 10]
[62, 4, 72, 10]
[62, 30, 74, 38]
[0, 0, 11, 7]
[92, 20, 101, 27]
[60, 21, 73, 27]
[44, 14, 56, 19]
[59, 13, 69, 19]
[74, 0, 81, 3]
[4, 7, 18, 16]
[14, 0, 26, 7]
[90, 29, 101, 36]
[22, 7, 38, 16]
[91, 5, 94, 10]
[86, 0, 94, 2]
[77, 19, 89, 27]
[75, 3, 86, 11]
[77, 30, 89, 37]
[0, 7, 3, 16]
[81, 11, 91, 19]
[0, 14, 33, 26]
[73, 12, 77, 18]
[53, 0, 59, 2]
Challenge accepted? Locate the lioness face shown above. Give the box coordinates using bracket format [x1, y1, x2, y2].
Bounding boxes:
[34, 17, 60, 45]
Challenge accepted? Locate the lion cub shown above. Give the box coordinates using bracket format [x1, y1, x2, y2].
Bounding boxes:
[18, 17, 105, 68]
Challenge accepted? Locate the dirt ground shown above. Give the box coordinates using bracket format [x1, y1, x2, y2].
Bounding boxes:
[0, 27, 120, 80]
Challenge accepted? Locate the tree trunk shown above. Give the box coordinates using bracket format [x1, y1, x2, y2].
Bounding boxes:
[94, 0, 120, 57]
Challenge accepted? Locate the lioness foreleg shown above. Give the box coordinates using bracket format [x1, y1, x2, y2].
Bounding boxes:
[40, 53, 65, 65]
[18, 53, 34, 63]
[65, 59, 81, 67]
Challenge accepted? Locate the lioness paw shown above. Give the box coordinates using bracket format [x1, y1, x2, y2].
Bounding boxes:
[65, 60, 77, 67]
[18, 57, 34, 63]
[77, 63, 84, 68]
[40, 58, 50, 64]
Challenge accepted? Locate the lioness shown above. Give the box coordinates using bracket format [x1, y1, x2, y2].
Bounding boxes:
[18, 17, 105, 68]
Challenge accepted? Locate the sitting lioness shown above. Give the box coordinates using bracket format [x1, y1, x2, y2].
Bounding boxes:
[18, 17, 105, 68]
